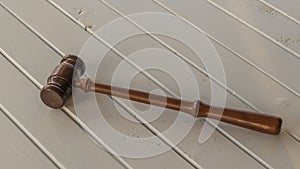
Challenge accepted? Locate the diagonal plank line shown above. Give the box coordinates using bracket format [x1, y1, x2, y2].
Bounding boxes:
[205, 0, 300, 60]
[0, 4, 133, 167]
[150, 0, 300, 99]
[111, 96, 203, 169]
[0, 2, 196, 168]
[284, 130, 300, 143]
[102, 0, 300, 167]
[257, 0, 300, 26]
[0, 2, 64, 57]
[152, 0, 300, 143]
[48, 0, 300, 167]
[43, 0, 202, 168]
[0, 103, 65, 169]
[1, 1, 290, 169]
[0, 46, 134, 169]
[44, 0, 178, 97]
[47, 0, 272, 168]
[96, 1, 278, 168]
[46, 0, 273, 168]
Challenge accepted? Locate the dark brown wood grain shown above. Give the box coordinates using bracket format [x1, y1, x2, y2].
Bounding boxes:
[76, 79, 282, 135]
[41, 55, 282, 135]
[197, 102, 282, 135]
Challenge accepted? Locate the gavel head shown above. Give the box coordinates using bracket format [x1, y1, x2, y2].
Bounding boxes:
[40, 55, 85, 109]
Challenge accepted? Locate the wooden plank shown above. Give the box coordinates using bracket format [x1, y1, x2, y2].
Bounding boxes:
[0, 2, 194, 169]
[263, 0, 300, 22]
[70, 35, 264, 169]
[0, 0, 266, 169]
[57, 0, 300, 168]
[35, 0, 280, 168]
[220, 123, 300, 169]
[0, 46, 127, 169]
[208, 0, 300, 54]
[0, 9, 128, 169]
[154, 0, 300, 138]
[156, 0, 300, 97]
[0, 107, 57, 169]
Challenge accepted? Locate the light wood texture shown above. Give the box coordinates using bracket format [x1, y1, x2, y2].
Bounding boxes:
[0, 0, 299, 168]
[0, 0, 267, 168]
[0, 8, 127, 169]
[0, 3, 195, 169]
[210, 0, 300, 54]
[0, 50, 126, 169]
[263, 0, 300, 22]
[155, 0, 300, 137]
[0, 108, 56, 169]
[56, 0, 300, 168]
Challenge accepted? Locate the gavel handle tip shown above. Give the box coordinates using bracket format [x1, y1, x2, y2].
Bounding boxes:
[198, 103, 282, 135]
[269, 117, 282, 135]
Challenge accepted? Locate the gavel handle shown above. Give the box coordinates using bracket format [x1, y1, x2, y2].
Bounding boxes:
[74, 79, 282, 135]
[198, 103, 282, 135]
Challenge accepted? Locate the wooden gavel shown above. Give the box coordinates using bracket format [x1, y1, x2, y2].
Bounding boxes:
[40, 55, 282, 135]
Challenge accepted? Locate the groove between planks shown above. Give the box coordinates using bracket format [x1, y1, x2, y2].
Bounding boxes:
[151, 0, 300, 144]
[0, 104, 65, 169]
[1, 0, 298, 168]
[44, 0, 272, 168]
[1, 2, 200, 168]
[0, 0, 280, 168]
[0, 4, 197, 168]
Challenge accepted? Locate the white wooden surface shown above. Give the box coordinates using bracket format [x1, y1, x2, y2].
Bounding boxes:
[0, 107, 56, 169]
[0, 0, 299, 168]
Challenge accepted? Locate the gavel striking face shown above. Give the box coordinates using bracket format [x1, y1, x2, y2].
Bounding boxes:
[40, 55, 85, 109]
[41, 55, 282, 135]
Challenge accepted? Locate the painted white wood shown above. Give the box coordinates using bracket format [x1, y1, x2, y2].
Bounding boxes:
[210, 0, 300, 50]
[102, 34, 300, 168]
[155, 0, 300, 97]
[0, 54, 127, 169]
[207, 0, 300, 55]
[208, 0, 300, 91]
[38, 0, 299, 168]
[0, 0, 299, 168]
[0, 9, 128, 169]
[219, 123, 300, 169]
[263, 0, 300, 22]
[55, 0, 300, 168]
[0, 3, 195, 169]
[0, 107, 56, 169]
[0, 0, 267, 169]
[151, 0, 300, 137]
[77, 35, 265, 169]
[0, 104, 65, 169]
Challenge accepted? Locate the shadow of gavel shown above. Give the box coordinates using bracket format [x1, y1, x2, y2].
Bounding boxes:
[40, 55, 282, 135]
